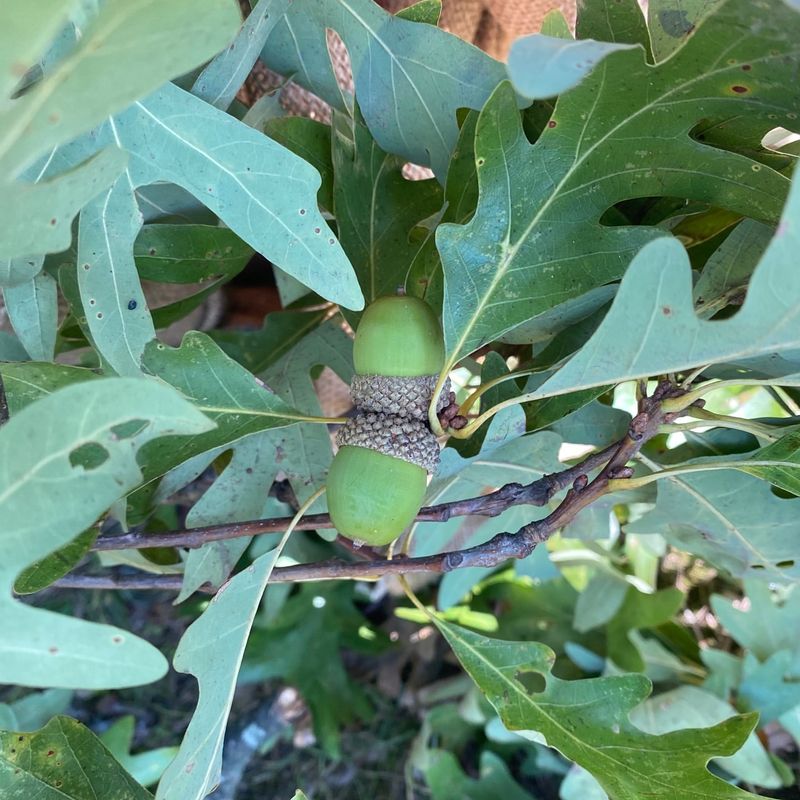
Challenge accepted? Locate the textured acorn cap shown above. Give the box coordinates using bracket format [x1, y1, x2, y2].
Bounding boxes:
[350, 374, 451, 421]
[335, 411, 440, 473]
[353, 296, 444, 377]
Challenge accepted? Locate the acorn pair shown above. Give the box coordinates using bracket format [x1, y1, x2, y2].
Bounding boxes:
[327, 296, 446, 546]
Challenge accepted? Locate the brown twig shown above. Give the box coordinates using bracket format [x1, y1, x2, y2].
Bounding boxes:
[0, 375, 9, 427]
[56, 382, 684, 594]
[91, 444, 617, 552]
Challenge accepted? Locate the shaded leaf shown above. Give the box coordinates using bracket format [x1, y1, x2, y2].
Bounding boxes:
[13, 527, 98, 595]
[264, 116, 334, 213]
[244, 584, 375, 757]
[606, 587, 684, 672]
[711, 581, 800, 660]
[332, 106, 442, 323]
[99, 716, 178, 789]
[0, 716, 152, 799]
[0, 377, 213, 688]
[693, 220, 773, 319]
[134, 224, 253, 284]
[423, 749, 537, 800]
[2, 271, 57, 361]
[738, 429, 800, 496]
[211, 308, 329, 374]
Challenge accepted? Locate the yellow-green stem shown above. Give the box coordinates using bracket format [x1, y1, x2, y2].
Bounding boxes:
[607, 459, 798, 492]
[457, 368, 538, 416]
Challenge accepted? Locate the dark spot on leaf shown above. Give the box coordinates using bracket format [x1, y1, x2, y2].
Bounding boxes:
[329, 238, 335, 245]
[69, 441, 110, 471]
[18, 736, 24, 741]
[83, 263, 91, 270]
[148, 248, 156, 255]
[314, 227, 321, 234]
[88, 299, 96, 306]
[299, 208, 306, 215]
[127, 299, 137, 310]
[48, 646, 58, 654]
[731, 85, 749, 94]
[476, 157, 485, 166]
[547, 120, 557, 128]
[777, 560, 795, 568]
[662, 306, 672, 315]
[55, 781, 63, 788]
[741, 64, 751, 71]
[112, 635, 123, 644]
[246, 467, 253, 474]
[751, 564, 766, 570]
[658, 9, 694, 37]
[50, 218, 57, 226]
[46, 750, 55, 757]
[96, 312, 103, 319]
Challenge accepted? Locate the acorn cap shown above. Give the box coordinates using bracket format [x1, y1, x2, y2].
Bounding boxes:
[335, 411, 440, 474]
[350, 374, 451, 421]
[353, 295, 444, 377]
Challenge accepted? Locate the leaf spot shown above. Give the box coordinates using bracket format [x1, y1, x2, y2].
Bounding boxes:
[48, 646, 58, 654]
[112, 635, 124, 644]
[730, 85, 749, 94]
[661, 306, 672, 316]
[69, 442, 110, 471]
[127, 299, 138, 310]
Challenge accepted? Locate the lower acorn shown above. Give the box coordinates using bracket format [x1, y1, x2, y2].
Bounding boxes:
[327, 295, 445, 546]
[327, 414, 438, 545]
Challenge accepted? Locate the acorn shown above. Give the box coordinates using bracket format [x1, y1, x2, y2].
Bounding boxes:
[327, 295, 448, 546]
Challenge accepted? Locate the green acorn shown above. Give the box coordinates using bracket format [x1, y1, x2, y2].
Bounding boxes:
[327, 296, 446, 546]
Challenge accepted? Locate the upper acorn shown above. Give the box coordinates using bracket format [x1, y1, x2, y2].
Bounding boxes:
[353, 295, 444, 377]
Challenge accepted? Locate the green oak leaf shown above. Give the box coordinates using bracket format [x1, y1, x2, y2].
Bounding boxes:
[0, 378, 214, 689]
[331, 105, 442, 324]
[13, 527, 98, 595]
[134, 224, 253, 285]
[438, 0, 800, 368]
[527, 169, 800, 403]
[434, 618, 761, 800]
[99, 716, 178, 789]
[576, 0, 652, 54]
[261, 0, 507, 177]
[712, 581, 800, 660]
[155, 548, 285, 800]
[2, 271, 57, 361]
[0, 716, 152, 799]
[423, 749, 537, 800]
[211, 307, 329, 375]
[606, 587, 684, 672]
[243, 584, 375, 757]
[647, 0, 724, 61]
[191, 0, 292, 112]
[628, 469, 800, 583]
[693, 220, 773, 319]
[738, 429, 800, 496]
[629, 685, 783, 788]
